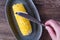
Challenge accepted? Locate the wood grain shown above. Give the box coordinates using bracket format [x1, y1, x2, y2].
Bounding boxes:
[0, 0, 60, 40]
[34, 0, 60, 40]
[0, 0, 17, 40]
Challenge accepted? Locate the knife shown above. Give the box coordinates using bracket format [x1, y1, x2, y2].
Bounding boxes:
[16, 12, 45, 26]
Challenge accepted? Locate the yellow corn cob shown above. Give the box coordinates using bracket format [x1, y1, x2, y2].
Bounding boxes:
[12, 3, 32, 36]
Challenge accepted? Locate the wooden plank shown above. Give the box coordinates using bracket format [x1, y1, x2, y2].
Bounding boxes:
[34, 0, 60, 40]
[0, 0, 17, 40]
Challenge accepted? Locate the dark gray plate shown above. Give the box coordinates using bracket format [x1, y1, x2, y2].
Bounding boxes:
[5, 0, 42, 40]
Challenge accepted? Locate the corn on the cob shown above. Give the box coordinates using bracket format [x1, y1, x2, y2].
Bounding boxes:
[12, 3, 32, 36]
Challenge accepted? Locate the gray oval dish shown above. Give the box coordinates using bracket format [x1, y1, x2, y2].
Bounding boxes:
[5, 0, 42, 40]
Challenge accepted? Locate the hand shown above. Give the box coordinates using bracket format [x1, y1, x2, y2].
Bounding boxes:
[45, 19, 60, 40]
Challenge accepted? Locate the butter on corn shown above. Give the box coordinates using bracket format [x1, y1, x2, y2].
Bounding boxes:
[12, 3, 32, 36]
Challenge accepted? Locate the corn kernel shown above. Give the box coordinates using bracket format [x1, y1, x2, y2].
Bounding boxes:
[12, 3, 32, 36]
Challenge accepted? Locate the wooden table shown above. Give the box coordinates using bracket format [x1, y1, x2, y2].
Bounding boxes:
[0, 0, 60, 40]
